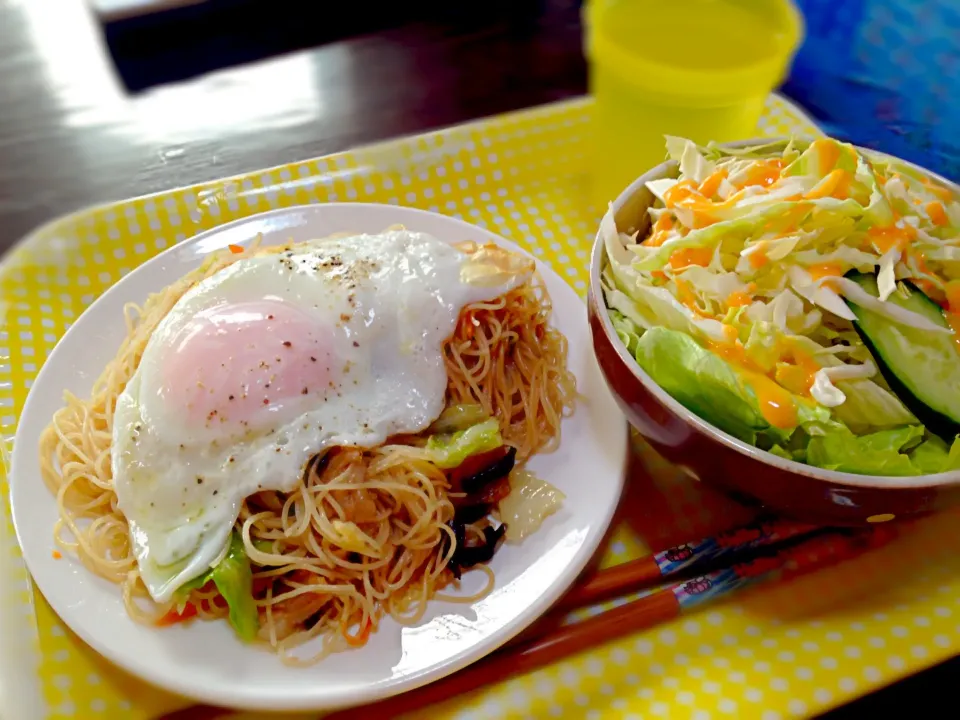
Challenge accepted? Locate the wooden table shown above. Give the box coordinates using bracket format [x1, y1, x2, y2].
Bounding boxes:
[0, 0, 952, 716]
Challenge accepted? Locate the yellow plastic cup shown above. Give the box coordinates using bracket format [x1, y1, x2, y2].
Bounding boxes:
[585, 0, 803, 208]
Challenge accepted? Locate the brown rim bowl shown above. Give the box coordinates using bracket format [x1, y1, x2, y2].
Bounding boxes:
[587, 138, 960, 525]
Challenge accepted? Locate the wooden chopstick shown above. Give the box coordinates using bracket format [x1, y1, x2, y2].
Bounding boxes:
[556, 516, 818, 612]
[159, 518, 831, 720]
[322, 527, 894, 720]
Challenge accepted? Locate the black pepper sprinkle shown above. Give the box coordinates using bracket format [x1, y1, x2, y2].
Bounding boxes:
[265, 383, 271, 388]
[282, 341, 292, 347]
[150, 502, 155, 507]
[229, 395, 235, 401]
[213, 490, 219, 496]
[352, 341, 359, 347]
[267, 314, 274, 320]
[310, 356, 317, 362]
[301, 387, 309, 395]
[196, 477, 204, 485]
[229, 456, 235, 463]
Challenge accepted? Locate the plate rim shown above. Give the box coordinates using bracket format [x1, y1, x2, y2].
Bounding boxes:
[9, 202, 628, 710]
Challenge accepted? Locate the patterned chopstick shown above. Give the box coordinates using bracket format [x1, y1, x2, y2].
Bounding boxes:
[557, 515, 820, 610]
[325, 526, 897, 720]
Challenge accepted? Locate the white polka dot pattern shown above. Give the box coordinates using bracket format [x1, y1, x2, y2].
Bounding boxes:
[2, 95, 958, 720]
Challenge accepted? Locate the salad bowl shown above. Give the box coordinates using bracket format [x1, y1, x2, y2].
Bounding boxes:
[588, 137, 960, 525]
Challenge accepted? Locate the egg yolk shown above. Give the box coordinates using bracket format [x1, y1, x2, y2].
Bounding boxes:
[159, 299, 336, 431]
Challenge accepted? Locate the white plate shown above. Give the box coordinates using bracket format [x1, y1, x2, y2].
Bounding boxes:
[10, 203, 627, 711]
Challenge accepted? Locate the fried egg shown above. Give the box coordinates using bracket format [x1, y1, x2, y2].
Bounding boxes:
[112, 230, 533, 602]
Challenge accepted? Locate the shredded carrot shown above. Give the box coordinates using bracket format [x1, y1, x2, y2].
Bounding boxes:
[157, 602, 198, 626]
[228, 244, 245, 254]
[342, 618, 373, 647]
[926, 201, 948, 227]
[51, 550, 62, 560]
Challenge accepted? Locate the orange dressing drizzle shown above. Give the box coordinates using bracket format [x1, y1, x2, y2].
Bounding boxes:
[698, 169, 728, 198]
[674, 277, 707, 316]
[921, 177, 954, 203]
[944, 282, 960, 354]
[705, 336, 799, 429]
[721, 324, 739, 343]
[747, 242, 770, 269]
[669, 246, 714, 269]
[663, 180, 745, 228]
[867, 223, 914, 253]
[726, 290, 754, 308]
[645, 212, 675, 246]
[804, 169, 850, 200]
[927, 200, 948, 227]
[744, 370, 798, 428]
[810, 138, 841, 172]
[807, 262, 844, 281]
[945, 282, 960, 313]
[738, 159, 784, 189]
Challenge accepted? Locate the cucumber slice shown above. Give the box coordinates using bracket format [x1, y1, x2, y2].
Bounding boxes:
[844, 272, 960, 441]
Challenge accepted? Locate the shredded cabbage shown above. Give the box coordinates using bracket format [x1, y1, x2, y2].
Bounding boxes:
[602, 135, 960, 476]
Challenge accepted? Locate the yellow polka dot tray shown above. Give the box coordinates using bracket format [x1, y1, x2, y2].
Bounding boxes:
[3, 95, 960, 720]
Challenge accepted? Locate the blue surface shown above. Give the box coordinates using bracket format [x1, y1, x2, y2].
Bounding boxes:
[783, 0, 960, 180]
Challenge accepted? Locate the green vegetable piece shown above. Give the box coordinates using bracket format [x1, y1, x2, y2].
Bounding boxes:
[177, 531, 259, 642]
[426, 418, 503, 469]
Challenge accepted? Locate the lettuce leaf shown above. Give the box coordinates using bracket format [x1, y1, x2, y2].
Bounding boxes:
[631, 327, 831, 445]
[178, 531, 259, 642]
[782, 138, 859, 177]
[609, 309, 644, 355]
[426, 418, 503, 469]
[806, 425, 926, 476]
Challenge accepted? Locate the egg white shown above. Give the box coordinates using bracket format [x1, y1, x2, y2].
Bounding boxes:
[112, 231, 530, 602]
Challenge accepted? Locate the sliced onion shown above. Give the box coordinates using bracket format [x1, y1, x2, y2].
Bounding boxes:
[823, 359, 877, 381]
[830, 276, 952, 333]
[810, 371, 846, 407]
[876, 247, 900, 301]
[498, 470, 565, 543]
[810, 360, 878, 409]
[812, 285, 858, 321]
[645, 178, 678, 203]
